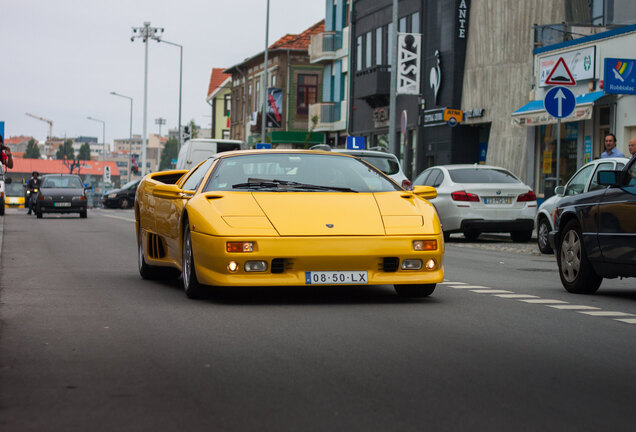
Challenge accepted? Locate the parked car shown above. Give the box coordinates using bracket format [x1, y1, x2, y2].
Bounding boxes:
[412, 164, 537, 242]
[536, 157, 629, 254]
[102, 179, 140, 209]
[311, 145, 411, 189]
[549, 154, 636, 294]
[175, 138, 242, 170]
[35, 174, 89, 218]
[136, 149, 443, 299]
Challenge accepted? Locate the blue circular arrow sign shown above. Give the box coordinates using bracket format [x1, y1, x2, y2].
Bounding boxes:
[544, 86, 576, 119]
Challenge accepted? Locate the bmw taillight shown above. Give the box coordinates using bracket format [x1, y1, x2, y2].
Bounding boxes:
[401, 179, 412, 190]
[517, 190, 537, 202]
[451, 190, 480, 202]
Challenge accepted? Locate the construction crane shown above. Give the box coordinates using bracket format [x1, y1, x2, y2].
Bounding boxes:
[25, 113, 53, 156]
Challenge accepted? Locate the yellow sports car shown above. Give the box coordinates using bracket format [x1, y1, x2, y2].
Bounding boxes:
[135, 150, 444, 299]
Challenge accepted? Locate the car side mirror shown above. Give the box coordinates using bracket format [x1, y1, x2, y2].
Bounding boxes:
[4, 177, 11, 184]
[412, 185, 437, 200]
[597, 170, 621, 186]
[554, 185, 565, 196]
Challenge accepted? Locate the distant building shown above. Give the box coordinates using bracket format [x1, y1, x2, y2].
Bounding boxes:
[206, 68, 232, 140]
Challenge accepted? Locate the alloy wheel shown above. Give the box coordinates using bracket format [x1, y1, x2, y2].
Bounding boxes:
[560, 229, 581, 283]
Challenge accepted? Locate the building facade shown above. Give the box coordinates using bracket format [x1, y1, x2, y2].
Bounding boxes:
[206, 68, 232, 140]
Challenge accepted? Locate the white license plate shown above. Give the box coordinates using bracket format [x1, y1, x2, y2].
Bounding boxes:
[54, 202, 72, 207]
[305, 271, 368, 285]
[484, 197, 512, 204]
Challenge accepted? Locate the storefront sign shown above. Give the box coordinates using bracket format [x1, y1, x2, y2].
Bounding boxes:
[373, 107, 390, 128]
[539, 46, 595, 87]
[422, 108, 446, 127]
[464, 108, 484, 119]
[397, 33, 421, 95]
[458, 0, 469, 39]
[444, 109, 463, 127]
[266, 88, 283, 128]
[603, 58, 636, 95]
[512, 105, 593, 127]
[584, 136, 592, 163]
[542, 151, 552, 174]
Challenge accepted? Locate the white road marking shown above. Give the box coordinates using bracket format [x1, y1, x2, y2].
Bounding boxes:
[519, 299, 568, 304]
[547, 305, 600, 310]
[614, 318, 636, 324]
[440, 281, 465, 285]
[101, 213, 135, 223]
[470, 290, 512, 294]
[447, 285, 489, 289]
[579, 311, 636, 317]
[494, 294, 539, 299]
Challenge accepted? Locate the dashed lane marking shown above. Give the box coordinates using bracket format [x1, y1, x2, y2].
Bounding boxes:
[493, 294, 539, 299]
[578, 311, 636, 317]
[470, 290, 513, 294]
[447, 285, 489, 289]
[440, 281, 465, 285]
[614, 318, 636, 324]
[101, 213, 135, 223]
[547, 305, 601, 310]
[519, 299, 568, 304]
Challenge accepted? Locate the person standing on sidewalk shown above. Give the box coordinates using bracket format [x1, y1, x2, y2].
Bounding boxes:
[600, 133, 625, 158]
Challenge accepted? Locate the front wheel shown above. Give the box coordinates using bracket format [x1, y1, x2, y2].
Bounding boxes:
[537, 217, 553, 254]
[120, 198, 130, 209]
[394, 284, 436, 298]
[182, 222, 205, 299]
[557, 220, 602, 294]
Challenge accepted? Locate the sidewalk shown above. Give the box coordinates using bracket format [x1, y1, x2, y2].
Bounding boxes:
[445, 233, 544, 256]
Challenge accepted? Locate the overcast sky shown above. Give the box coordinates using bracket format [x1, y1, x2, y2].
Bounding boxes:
[1, 0, 325, 146]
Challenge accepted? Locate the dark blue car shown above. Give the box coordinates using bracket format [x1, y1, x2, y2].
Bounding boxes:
[549, 154, 636, 294]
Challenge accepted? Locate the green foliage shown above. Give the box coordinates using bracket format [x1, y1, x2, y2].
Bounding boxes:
[303, 115, 320, 149]
[56, 139, 75, 160]
[189, 120, 199, 139]
[159, 137, 179, 170]
[77, 143, 92, 160]
[24, 139, 41, 159]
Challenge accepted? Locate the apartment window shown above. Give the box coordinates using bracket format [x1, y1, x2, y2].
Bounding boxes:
[387, 23, 393, 65]
[411, 12, 420, 33]
[224, 94, 231, 116]
[375, 27, 383, 65]
[365, 31, 372, 68]
[296, 74, 318, 115]
[356, 35, 362, 71]
[399, 16, 407, 33]
[255, 80, 260, 112]
[271, 74, 277, 87]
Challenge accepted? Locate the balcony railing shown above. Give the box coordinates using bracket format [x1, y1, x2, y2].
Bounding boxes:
[309, 101, 346, 131]
[309, 28, 348, 63]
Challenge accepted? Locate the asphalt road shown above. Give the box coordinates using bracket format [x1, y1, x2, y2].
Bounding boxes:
[1, 208, 635, 431]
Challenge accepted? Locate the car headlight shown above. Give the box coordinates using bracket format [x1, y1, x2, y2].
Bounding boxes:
[72, 196, 86, 201]
[108, 193, 117, 198]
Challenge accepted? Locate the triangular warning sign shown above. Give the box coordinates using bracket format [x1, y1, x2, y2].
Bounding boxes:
[545, 57, 576, 86]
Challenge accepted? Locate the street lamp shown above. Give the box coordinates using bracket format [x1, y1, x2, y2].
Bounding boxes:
[87, 116, 106, 183]
[131, 21, 164, 176]
[261, 0, 270, 143]
[157, 39, 183, 151]
[110, 91, 133, 181]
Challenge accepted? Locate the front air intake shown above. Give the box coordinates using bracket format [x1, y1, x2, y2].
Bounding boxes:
[382, 257, 399, 272]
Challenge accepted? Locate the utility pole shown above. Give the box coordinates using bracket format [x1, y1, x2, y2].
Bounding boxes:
[25, 113, 53, 157]
[157, 39, 183, 151]
[131, 22, 164, 176]
[261, 0, 270, 143]
[388, 0, 398, 155]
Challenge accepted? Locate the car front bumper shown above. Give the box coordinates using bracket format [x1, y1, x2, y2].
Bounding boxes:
[186, 232, 445, 287]
[37, 201, 87, 213]
[459, 218, 535, 233]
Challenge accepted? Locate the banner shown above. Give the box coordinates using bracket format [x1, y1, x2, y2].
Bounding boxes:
[266, 88, 283, 128]
[397, 33, 421, 95]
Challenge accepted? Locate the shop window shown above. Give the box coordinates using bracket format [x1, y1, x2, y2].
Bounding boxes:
[538, 123, 579, 196]
[296, 74, 318, 115]
[224, 94, 231, 116]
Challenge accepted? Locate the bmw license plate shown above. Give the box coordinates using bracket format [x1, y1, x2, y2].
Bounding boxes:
[305, 271, 368, 285]
[54, 202, 72, 207]
[484, 197, 512, 204]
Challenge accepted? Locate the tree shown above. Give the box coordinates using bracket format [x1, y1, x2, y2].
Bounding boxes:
[24, 139, 41, 159]
[159, 137, 179, 170]
[189, 120, 200, 139]
[78, 142, 92, 160]
[56, 139, 74, 160]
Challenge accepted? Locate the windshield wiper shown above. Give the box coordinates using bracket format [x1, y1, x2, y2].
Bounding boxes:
[232, 178, 357, 193]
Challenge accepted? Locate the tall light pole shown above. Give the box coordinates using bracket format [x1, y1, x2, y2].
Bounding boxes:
[261, 0, 270, 143]
[388, 0, 398, 155]
[157, 39, 183, 151]
[87, 116, 106, 183]
[131, 22, 163, 176]
[109, 91, 133, 181]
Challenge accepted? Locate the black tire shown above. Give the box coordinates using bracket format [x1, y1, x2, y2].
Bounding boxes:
[36, 211, 42, 219]
[120, 198, 130, 209]
[463, 230, 480, 241]
[0, 204, 4, 216]
[556, 220, 602, 294]
[182, 222, 205, 299]
[394, 284, 436, 298]
[536, 216, 553, 254]
[443, 231, 451, 242]
[138, 225, 161, 280]
[80, 210, 87, 218]
[510, 229, 532, 243]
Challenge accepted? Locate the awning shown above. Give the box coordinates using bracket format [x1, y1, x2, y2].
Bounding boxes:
[512, 91, 607, 127]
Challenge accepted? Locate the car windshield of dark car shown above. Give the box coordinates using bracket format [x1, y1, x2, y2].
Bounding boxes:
[121, 180, 139, 190]
[204, 153, 401, 193]
[42, 176, 83, 189]
[358, 155, 400, 175]
[449, 168, 520, 184]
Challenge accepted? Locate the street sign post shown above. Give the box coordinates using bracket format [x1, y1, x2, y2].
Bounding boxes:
[544, 85, 576, 187]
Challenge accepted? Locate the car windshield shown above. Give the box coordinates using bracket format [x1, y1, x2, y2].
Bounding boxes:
[121, 180, 139, 190]
[5, 182, 24, 196]
[449, 168, 520, 184]
[204, 153, 401, 193]
[42, 176, 83, 189]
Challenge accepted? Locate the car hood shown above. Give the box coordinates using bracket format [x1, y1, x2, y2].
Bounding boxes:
[197, 191, 435, 236]
[41, 188, 84, 196]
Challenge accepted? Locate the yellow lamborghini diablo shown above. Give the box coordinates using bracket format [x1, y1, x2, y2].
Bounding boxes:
[135, 150, 444, 299]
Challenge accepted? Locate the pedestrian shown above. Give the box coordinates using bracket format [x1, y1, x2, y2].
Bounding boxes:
[0, 134, 14, 169]
[600, 133, 625, 158]
[628, 137, 636, 157]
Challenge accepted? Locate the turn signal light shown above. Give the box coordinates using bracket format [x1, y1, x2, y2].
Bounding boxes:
[226, 242, 254, 253]
[451, 191, 480, 202]
[413, 240, 437, 251]
[517, 191, 537, 202]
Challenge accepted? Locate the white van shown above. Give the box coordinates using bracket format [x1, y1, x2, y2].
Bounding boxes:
[175, 139, 243, 170]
